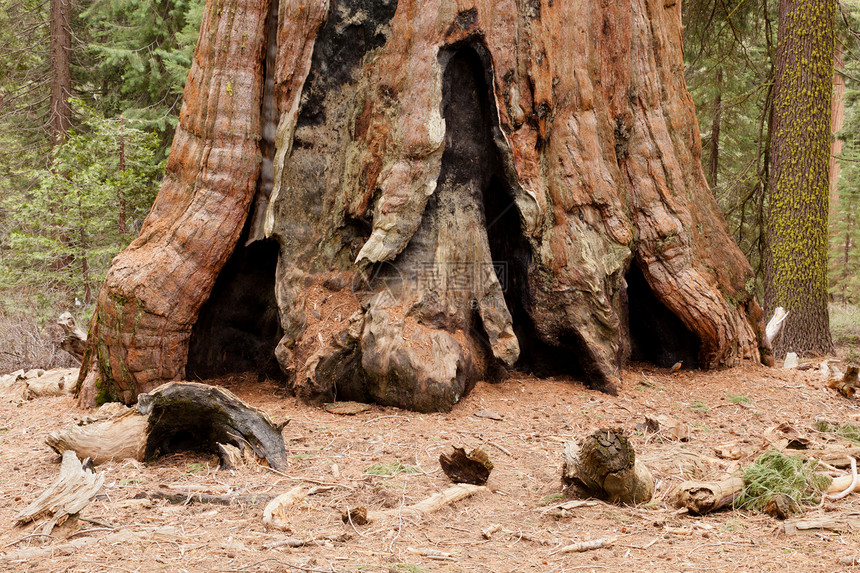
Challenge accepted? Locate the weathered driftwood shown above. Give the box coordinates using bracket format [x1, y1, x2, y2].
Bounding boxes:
[439, 447, 493, 485]
[343, 483, 487, 524]
[670, 476, 745, 514]
[57, 312, 87, 363]
[15, 450, 104, 533]
[47, 382, 289, 470]
[562, 429, 654, 505]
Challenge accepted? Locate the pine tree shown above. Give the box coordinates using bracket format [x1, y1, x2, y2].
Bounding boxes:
[767, 0, 835, 355]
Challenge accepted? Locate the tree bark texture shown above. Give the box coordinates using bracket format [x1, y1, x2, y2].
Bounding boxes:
[49, 0, 72, 146]
[766, 0, 834, 356]
[79, 0, 765, 411]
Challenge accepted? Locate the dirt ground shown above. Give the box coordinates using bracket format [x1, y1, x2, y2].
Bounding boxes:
[1, 361, 860, 573]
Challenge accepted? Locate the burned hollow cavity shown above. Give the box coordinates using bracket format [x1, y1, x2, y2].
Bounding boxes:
[186, 234, 283, 380]
[622, 263, 701, 368]
[435, 44, 599, 383]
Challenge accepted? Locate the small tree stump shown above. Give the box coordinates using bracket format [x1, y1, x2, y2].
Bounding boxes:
[47, 382, 289, 470]
[562, 428, 653, 504]
[439, 447, 493, 485]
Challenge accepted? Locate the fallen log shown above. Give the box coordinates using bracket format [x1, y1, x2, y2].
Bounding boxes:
[562, 428, 654, 504]
[46, 382, 289, 470]
[670, 476, 745, 514]
[15, 450, 104, 533]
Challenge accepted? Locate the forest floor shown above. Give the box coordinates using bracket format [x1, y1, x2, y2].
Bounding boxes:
[1, 360, 860, 572]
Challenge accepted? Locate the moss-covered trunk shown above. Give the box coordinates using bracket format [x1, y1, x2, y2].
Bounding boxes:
[79, 0, 766, 411]
[766, 0, 834, 356]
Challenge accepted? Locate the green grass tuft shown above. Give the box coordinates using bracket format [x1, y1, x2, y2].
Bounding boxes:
[726, 392, 752, 404]
[734, 450, 831, 512]
[363, 461, 420, 476]
[813, 420, 860, 445]
[688, 400, 710, 414]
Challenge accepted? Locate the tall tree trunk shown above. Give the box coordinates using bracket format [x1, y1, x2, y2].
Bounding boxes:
[78, 0, 765, 411]
[49, 0, 71, 146]
[707, 67, 722, 189]
[767, 0, 834, 356]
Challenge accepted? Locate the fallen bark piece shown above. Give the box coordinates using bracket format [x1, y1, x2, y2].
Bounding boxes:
[439, 447, 493, 485]
[562, 428, 654, 504]
[474, 409, 504, 421]
[0, 526, 178, 560]
[556, 536, 618, 553]
[57, 312, 87, 363]
[15, 450, 105, 532]
[783, 513, 860, 535]
[262, 486, 308, 531]
[670, 477, 745, 514]
[47, 382, 289, 470]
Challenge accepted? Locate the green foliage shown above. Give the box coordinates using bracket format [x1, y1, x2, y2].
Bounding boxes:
[735, 450, 831, 512]
[814, 420, 860, 445]
[78, 0, 204, 155]
[363, 461, 421, 476]
[688, 400, 710, 414]
[726, 392, 752, 404]
[683, 0, 776, 293]
[0, 100, 162, 315]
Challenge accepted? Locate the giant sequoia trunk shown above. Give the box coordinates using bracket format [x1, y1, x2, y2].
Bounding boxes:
[77, 0, 766, 411]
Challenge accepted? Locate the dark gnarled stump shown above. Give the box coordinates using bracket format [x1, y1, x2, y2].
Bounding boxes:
[78, 0, 765, 412]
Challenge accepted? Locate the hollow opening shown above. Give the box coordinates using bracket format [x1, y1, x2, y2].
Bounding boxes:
[624, 263, 702, 368]
[186, 237, 283, 380]
[437, 44, 592, 380]
[144, 402, 231, 459]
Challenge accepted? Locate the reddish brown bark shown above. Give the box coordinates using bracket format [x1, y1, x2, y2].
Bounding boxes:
[49, 0, 71, 146]
[79, 0, 764, 411]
